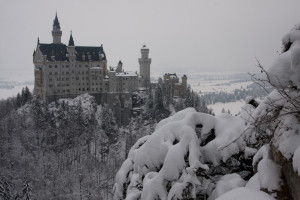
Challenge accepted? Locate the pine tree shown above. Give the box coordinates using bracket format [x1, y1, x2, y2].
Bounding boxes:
[184, 87, 194, 108]
[16, 93, 22, 108]
[101, 104, 116, 138]
[23, 86, 32, 104]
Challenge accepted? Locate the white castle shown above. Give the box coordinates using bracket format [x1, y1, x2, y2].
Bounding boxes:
[33, 14, 151, 124]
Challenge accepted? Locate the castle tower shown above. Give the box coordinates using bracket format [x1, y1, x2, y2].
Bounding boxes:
[52, 13, 62, 44]
[139, 45, 151, 87]
[116, 60, 123, 73]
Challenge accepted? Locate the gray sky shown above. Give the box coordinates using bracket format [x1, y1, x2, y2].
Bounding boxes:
[1, 0, 300, 79]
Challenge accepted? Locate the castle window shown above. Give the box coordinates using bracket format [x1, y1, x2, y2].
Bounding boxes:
[79, 88, 81, 91]
[62, 65, 64, 68]
[58, 90, 60, 92]
[55, 72, 58, 75]
[67, 89, 70, 92]
[62, 72, 64, 75]
[78, 71, 80, 74]
[49, 72, 52, 75]
[55, 65, 58, 68]
[85, 65, 88, 68]
[83, 88, 85, 91]
[87, 88, 89, 91]
[66, 72, 69, 75]
[66, 65, 69, 68]
[62, 78, 65, 81]
[49, 84, 53, 87]
[92, 88, 94, 91]
[79, 65, 81, 68]
[49, 65, 52, 68]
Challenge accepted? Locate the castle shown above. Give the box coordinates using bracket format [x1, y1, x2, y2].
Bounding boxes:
[33, 14, 151, 124]
[163, 73, 187, 98]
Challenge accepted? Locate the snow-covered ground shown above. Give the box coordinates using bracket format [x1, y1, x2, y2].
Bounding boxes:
[208, 101, 245, 115]
[192, 80, 253, 94]
[187, 72, 256, 115]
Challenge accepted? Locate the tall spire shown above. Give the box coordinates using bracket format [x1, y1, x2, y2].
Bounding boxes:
[53, 12, 60, 28]
[52, 12, 62, 44]
[68, 31, 74, 46]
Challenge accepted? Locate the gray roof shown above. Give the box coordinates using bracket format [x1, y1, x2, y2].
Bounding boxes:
[37, 43, 107, 62]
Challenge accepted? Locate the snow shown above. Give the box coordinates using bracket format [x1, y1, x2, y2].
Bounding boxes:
[268, 22, 300, 87]
[216, 187, 275, 200]
[114, 108, 251, 199]
[48, 93, 97, 126]
[208, 173, 246, 200]
[116, 71, 138, 77]
[201, 113, 246, 166]
[245, 173, 261, 190]
[244, 147, 257, 159]
[257, 156, 282, 192]
[293, 146, 300, 176]
[208, 101, 245, 116]
[252, 144, 282, 192]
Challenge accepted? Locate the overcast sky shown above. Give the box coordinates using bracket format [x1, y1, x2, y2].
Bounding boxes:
[1, 0, 300, 79]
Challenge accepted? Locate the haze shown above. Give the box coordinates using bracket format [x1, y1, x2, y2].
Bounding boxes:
[1, 0, 300, 79]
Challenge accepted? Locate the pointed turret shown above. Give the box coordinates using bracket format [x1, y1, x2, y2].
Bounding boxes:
[68, 32, 74, 46]
[52, 12, 62, 44]
[53, 12, 60, 28]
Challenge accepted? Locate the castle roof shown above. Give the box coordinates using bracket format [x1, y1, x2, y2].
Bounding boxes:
[39, 43, 68, 61]
[75, 46, 106, 61]
[68, 33, 74, 46]
[37, 43, 106, 62]
[53, 13, 60, 28]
